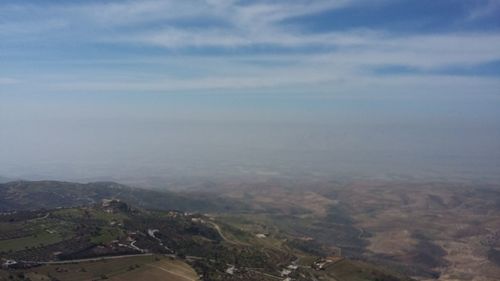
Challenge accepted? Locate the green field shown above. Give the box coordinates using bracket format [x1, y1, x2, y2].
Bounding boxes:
[90, 226, 125, 244]
[0, 231, 63, 252]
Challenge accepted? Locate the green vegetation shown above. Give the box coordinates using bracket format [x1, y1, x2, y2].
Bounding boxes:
[90, 226, 125, 244]
[0, 231, 62, 252]
[326, 260, 411, 281]
[0, 180, 419, 281]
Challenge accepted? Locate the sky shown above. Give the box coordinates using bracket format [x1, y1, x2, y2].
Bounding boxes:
[1, 0, 500, 184]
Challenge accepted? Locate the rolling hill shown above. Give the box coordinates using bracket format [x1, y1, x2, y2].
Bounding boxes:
[0, 180, 245, 213]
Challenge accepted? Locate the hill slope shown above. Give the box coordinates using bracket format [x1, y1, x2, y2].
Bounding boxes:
[0, 180, 244, 213]
[0, 201, 411, 281]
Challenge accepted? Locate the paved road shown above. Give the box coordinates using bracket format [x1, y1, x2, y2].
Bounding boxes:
[208, 222, 232, 243]
[22, 253, 154, 265]
[208, 221, 249, 246]
[23, 254, 199, 281]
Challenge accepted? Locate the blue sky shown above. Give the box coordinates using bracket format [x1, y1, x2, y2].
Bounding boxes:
[1, 0, 500, 182]
[1, 0, 500, 94]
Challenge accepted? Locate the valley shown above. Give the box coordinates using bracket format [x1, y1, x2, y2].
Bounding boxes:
[1, 179, 499, 281]
[0, 180, 411, 281]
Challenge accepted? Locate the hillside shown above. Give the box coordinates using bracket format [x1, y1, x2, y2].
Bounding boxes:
[0, 180, 245, 213]
[0, 200, 411, 281]
[0, 177, 12, 184]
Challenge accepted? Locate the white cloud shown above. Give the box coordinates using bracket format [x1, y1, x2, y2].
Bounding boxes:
[74, 0, 360, 27]
[123, 29, 500, 70]
[20, 56, 500, 97]
[311, 33, 500, 69]
[79, 1, 500, 72]
[5, 0, 499, 70]
[1, 0, 500, 95]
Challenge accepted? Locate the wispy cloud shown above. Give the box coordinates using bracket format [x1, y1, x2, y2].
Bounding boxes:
[467, 0, 500, 20]
[1, 0, 499, 94]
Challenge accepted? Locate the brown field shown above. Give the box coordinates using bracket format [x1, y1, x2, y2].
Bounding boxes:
[220, 183, 335, 216]
[110, 259, 199, 281]
[339, 181, 500, 281]
[18, 255, 198, 281]
[211, 179, 500, 281]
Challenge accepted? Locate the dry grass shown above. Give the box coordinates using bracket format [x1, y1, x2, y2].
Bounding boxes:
[110, 259, 199, 281]
[24, 255, 198, 281]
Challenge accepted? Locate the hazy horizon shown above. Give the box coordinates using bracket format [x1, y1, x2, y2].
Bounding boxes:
[1, 0, 500, 185]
